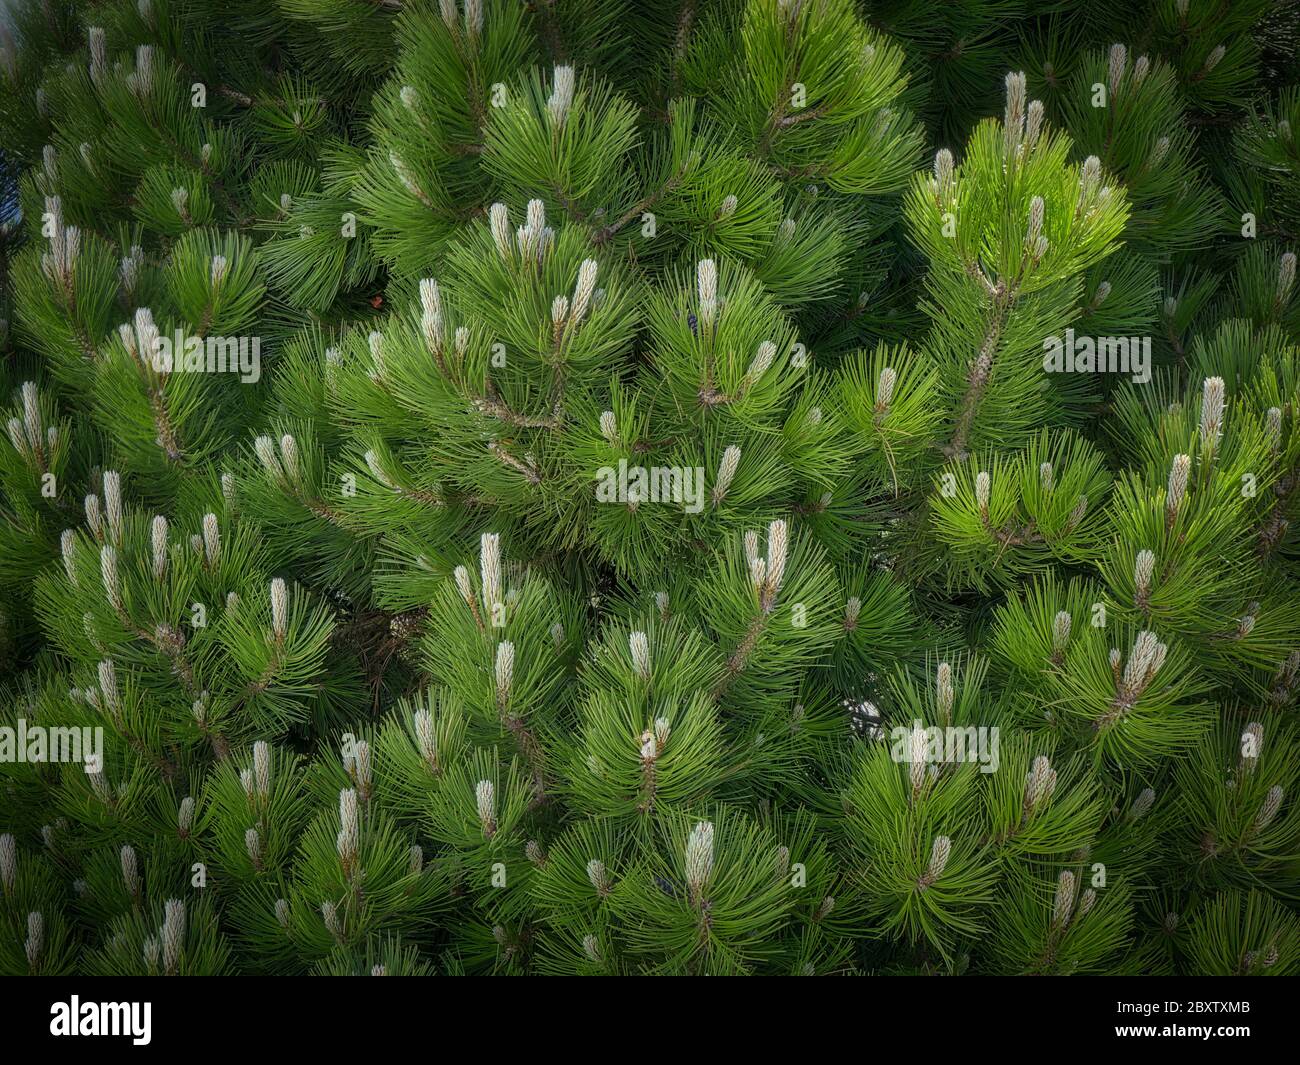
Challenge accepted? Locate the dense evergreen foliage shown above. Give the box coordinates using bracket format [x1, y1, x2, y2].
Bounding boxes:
[1, 0, 1298, 975]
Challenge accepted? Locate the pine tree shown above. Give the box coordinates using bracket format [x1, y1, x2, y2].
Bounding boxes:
[1, 0, 1298, 976]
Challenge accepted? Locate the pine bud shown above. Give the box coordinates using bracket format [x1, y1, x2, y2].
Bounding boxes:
[1027, 196, 1044, 246]
[582, 934, 600, 962]
[88, 762, 112, 803]
[586, 859, 608, 894]
[146, 514, 168, 579]
[1203, 45, 1225, 74]
[439, 0, 456, 28]
[88, 26, 106, 81]
[254, 435, 284, 483]
[353, 740, 372, 797]
[103, 470, 123, 543]
[270, 577, 288, 638]
[131, 44, 155, 96]
[0, 833, 15, 891]
[599, 410, 617, 444]
[1024, 755, 1057, 812]
[321, 900, 342, 939]
[685, 821, 714, 897]
[1166, 453, 1190, 519]
[5, 417, 24, 457]
[629, 631, 651, 679]
[1077, 888, 1096, 920]
[253, 740, 271, 798]
[408, 844, 423, 874]
[20, 382, 40, 450]
[389, 152, 423, 200]
[747, 341, 776, 380]
[476, 779, 497, 836]
[279, 434, 300, 485]
[525, 840, 545, 866]
[1053, 610, 1072, 652]
[1108, 43, 1127, 95]
[1025, 99, 1044, 148]
[413, 708, 437, 770]
[1129, 787, 1156, 820]
[495, 641, 514, 707]
[200, 512, 220, 566]
[909, 723, 928, 797]
[1278, 252, 1297, 305]
[777, 217, 796, 243]
[526, 198, 545, 234]
[1079, 155, 1102, 209]
[162, 898, 185, 973]
[400, 85, 419, 113]
[121, 844, 140, 897]
[845, 596, 862, 629]
[208, 256, 229, 292]
[489, 203, 511, 259]
[1199, 377, 1225, 448]
[143, 936, 160, 969]
[712, 445, 741, 505]
[1253, 785, 1284, 832]
[1134, 549, 1155, 601]
[337, 788, 359, 865]
[550, 295, 569, 326]
[98, 658, 120, 719]
[443, 569, 471, 613]
[933, 665, 955, 728]
[59, 529, 78, 585]
[480, 532, 502, 611]
[101, 544, 121, 611]
[717, 194, 738, 220]
[572, 258, 600, 322]
[178, 796, 194, 837]
[1052, 870, 1076, 928]
[1266, 407, 1283, 452]
[245, 827, 261, 866]
[1121, 630, 1163, 692]
[25, 911, 42, 968]
[1149, 136, 1170, 169]
[975, 471, 991, 512]
[1003, 71, 1026, 155]
[876, 366, 897, 416]
[697, 259, 718, 327]
[82, 494, 102, 539]
[548, 65, 575, 126]
[922, 836, 951, 887]
[765, 519, 788, 597]
[275, 898, 290, 929]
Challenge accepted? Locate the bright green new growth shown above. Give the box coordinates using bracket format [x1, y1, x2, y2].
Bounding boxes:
[0, 0, 1298, 976]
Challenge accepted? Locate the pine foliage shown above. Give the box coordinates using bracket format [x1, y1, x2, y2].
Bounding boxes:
[1, 0, 1298, 976]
